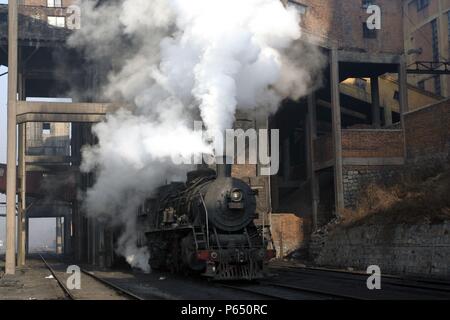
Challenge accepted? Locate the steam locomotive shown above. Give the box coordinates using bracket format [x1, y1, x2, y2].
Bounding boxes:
[139, 161, 275, 280]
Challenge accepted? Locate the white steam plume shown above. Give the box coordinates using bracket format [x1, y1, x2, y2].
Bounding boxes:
[70, 0, 324, 272]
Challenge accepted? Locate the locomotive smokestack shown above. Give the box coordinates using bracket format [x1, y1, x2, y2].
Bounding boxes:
[216, 156, 232, 178]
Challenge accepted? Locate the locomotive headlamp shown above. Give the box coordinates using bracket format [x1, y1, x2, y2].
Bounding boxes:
[230, 189, 243, 202]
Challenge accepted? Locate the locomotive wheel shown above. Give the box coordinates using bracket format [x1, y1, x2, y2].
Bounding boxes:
[181, 234, 206, 272]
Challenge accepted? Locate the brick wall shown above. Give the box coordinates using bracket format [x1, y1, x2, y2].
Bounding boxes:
[314, 134, 333, 165]
[286, 0, 403, 55]
[343, 165, 399, 208]
[339, 129, 404, 207]
[23, 0, 78, 7]
[342, 129, 404, 158]
[232, 164, 257, 179]
[0, 4, 73, 43]
[271, 214, 311, 258]
[404, 99, 450, 164]
[310, 222, 450, 279]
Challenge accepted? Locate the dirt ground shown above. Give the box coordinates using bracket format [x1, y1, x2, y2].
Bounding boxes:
[0, 255, 66, 300]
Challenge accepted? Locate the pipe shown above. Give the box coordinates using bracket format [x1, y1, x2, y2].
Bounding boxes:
[215, 156, 232, 178]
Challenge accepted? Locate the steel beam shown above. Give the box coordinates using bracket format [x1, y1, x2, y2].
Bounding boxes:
[26, 164, 78, 173]
[64, 215, 72, 257]
[330, 49, 345, 215]
[316, 99, 367, 120]
[56, 217, 63, 255]
[370, 77, 381, 128]
[399, 55, 409, 116]
[307, 93, 319, 230]
[407, 61, 450, 75]
[16, 101, 126, 123]
[26, 155, 74, 164]
[338, 51, 401, 64]
[5, 0, 18, 275]
[399, 55, 409, 160]
[17, 124, 26, 267]
[17, 71, 26, 267]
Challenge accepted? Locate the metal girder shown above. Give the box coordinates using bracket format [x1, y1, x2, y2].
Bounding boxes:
[317, 99, 367, 120]
[338, 51, 401, 64]
[26, 155, 74, 164]
[26, 164, 79, 173]
[16, 101, 127, 123]
[407, 61, 450, 75]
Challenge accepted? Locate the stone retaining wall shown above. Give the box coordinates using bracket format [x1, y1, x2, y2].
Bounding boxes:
[310, 222, 450, 279]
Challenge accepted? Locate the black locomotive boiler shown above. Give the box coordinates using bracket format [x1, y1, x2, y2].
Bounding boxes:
[141, 162, 275, 280]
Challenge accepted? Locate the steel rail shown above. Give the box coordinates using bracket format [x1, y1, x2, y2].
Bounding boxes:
[218, 284, 288, 300]
[261, 281, 365, 300]
[271, 264, 450, 294]
[39, 254, 75, 300]
[79, 268, 145, 300]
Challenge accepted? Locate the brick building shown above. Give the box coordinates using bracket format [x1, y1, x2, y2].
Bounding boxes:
[404, 0, 450, 97]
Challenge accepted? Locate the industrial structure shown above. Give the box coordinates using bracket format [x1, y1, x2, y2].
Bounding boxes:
[403, 0, 450, 96]
[0, 0, 449, 277]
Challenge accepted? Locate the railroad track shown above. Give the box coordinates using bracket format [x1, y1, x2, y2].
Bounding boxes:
[39, 254, 75, 300]
[79, 268, 145, 300]
[270, 263, 450, 295]
[261, 281, 364, 300]
[39, 254, 449, 300]
[218, 284, 288, 300]
[217, 281, 364, 300]
[39, 254, 143, 300]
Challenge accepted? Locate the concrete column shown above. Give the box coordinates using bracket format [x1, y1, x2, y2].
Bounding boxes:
[283, 138, 290, 182]
[73, 201, 82, 261]
[370, 76, 381, 128]
[384, 105, 393, 127]
[307, 93, 319, 230]
[5, 0, 18, 275]
[398, 55, 409, 122]
[87, 217, 93, 264]
[105, 229, 114, 268]
[330, 49, 345, 215]
[25, 217, 29, 255]
[17, 123, 26, 266]
[98, 224, 105, 268]
[63, 215, 72, 257]
[90, 218, 97, 265]
[437, 0, 449, 97]
[398, 55, 409, 160]
[71, 123, 82, 261]
[17, 70, 26, 267]
[56, 217, 63, 255]
[271, 177, 279, 212]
